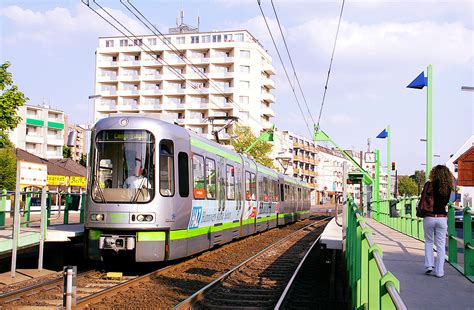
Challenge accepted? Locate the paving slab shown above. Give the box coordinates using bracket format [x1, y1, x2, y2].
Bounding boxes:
[0, 268, 56, 285]
[366, 219, 473, 310]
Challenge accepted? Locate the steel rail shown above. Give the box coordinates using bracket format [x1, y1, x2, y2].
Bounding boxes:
[173, 217, 331, 310]
[0, 270, 96, 304]
[274, 233, 323, 309]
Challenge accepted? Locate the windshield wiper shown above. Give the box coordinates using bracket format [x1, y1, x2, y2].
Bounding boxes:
[93, 175, 107, 203]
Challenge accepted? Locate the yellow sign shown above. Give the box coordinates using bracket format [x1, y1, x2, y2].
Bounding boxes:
[47, 175, 68, 186]
[69, 176, 86, 187]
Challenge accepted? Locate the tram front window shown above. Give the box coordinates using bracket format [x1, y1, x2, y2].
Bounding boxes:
[92, 130, 155, 203]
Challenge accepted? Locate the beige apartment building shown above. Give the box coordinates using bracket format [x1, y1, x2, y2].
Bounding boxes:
[9, 104, 65, 159]
[65, 122, 87, 162]
[94, 26, 276, 141]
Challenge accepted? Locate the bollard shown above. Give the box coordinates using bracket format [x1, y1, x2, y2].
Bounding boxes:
[462, 206, 473, 279]
[0, 189, 6, 228]
[63, 266, 77, 309]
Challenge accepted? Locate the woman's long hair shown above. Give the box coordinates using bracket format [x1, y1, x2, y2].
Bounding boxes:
[429, 165, 453, 196]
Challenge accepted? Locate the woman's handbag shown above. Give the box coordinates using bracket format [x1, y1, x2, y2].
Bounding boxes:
[416, 181, 434, 218]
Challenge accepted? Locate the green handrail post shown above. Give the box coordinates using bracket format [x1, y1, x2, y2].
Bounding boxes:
[380, 272, 400, 310]
[63, 193, 70, 224]
[80, 192, 86, 224]
[47, 192, 52, 226]
[368, 245, 383, 309]
[23, 192, 31, 228]
[0, 189, 6, 228]
[447, 204, 458, 265]
[463, 206, 473, 280]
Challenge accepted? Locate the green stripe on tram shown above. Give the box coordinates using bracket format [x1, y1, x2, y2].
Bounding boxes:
[89, 229, 101, 241]
[191, 138, 242, 163]
[137, 231, 166, 241]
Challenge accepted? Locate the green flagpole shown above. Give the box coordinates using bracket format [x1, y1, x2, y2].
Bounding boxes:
[426, 64, 433, 181]
[375, 149, 380, 220]
[387, 125, 391, 199]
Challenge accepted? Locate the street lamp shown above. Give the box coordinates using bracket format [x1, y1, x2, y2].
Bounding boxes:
[461, 86, 474, 92]
[88, 94, 102, 126]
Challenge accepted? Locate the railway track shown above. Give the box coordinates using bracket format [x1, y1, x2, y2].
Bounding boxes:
[0, 270, 141, 307]
[175, 218, 329, 309]
[0, 217, 329, 308]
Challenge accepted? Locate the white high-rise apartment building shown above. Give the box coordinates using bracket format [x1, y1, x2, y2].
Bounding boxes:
[94, 26, 276, 141]
[9, 104, 65, 159]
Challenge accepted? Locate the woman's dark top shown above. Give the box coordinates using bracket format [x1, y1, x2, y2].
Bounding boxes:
[431, 180, 451, 215]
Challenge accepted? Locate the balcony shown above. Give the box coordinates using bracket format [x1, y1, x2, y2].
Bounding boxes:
[165, 57, 185, 65]
[101, 89, 117, 96]
[141, 59, 163, 66]
[97, 100, 116, 110]
[263, 78, 275, 89]
[186, 72, 208, 79]
[25, 134, 43, 144]
[165, 88, 186, 95]
[162, 103, 185, 110]
[212, 56, 234, 63]
[262, 62, 276, 75]
[262, 106, 275, 117]
[208, 71, 234, 79]
[140, 101, 161, 110]
[141, 89, 162, 95]
[187, 102, 209, 109]
[141, 74, 163, 81]
[117, 89, 139, 96]
[262, 92, 275, 103]
[117, 102, 138, 110]
[98, 60, 118, 67]
[210, 86, 233, 93]
[189, 57, 210, 64]
[47, 137, 63, 146]
[97, 74, 117, 82]
[120, 60, 141, 67]
[118, 74, 140, 81]
[293, 142, 301, 149]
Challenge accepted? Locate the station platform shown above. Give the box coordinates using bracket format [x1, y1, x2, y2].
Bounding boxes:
[366, 219, 473, 309]
[320, 217, 343, 250]
[0, 224, 83, 256]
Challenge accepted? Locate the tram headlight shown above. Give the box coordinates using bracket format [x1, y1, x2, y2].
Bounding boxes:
[145, 215, 153, 222]
[90, 214, 105, 222]
[137, 214, 145, 222]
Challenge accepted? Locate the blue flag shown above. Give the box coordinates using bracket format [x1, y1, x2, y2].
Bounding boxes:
[376, 129, 388, 139]
[407, 71, 427, 89]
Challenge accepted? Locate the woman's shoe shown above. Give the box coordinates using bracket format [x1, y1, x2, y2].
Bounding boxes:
[425, 266, 433, 274]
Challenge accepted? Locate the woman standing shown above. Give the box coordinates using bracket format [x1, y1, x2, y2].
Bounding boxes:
[423, 165, 454, 278]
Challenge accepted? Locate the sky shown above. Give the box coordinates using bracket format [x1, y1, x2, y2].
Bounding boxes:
[1, 0, 473, 175]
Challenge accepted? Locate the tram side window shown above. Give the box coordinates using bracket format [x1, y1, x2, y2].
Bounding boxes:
[193, 154, 205, 199]
[245, 171, 256, 200]
[206, 158, 216, 199]
[245, 172, 251, 200]
[178, 152, 189, 197]
[280, 184, 284, 202]
[159, 140, 174, 197]
[273, 181, 279, 202]
[250, 173, 256, 200]
[226, 165, 235, 200]
[262, 177, 268, 201]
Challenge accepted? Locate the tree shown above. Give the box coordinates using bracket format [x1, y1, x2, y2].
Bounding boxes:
[0, 62, 29, 147]
[0, 148, 17, 190]
[79, 154, 87, 167]
[398, 176, 418, 197]
[410, 170, 426, 195]
[63, 146, 72, 159]
[230, 125, 274, 168]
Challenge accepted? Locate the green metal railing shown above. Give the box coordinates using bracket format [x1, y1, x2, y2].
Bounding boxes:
[372, 197, 474, 282]
[346, 198, 406, 309]
[0, 190, 86, 229]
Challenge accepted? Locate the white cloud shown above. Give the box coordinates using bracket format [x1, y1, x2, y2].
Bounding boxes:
[0, 4, 148, 46]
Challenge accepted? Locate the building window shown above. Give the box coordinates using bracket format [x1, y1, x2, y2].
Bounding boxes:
[235, 33, 244, 42]
[223, 34, 233, 42]
[176, 36, 185, 44]
[133, 39, 143, 46]
[105, 40, 114, 47]
[239, 96, 249, 104]
[202, 35, 210, 43]
[119, 39, 128, 47]
[240, 50, 250, 58]
[191, 36, 199, 44]
[240, 80, 250, 88]
[148, 38, 157, 45]
[212, 35, 221, 43]
[240, 65, 250, 74]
